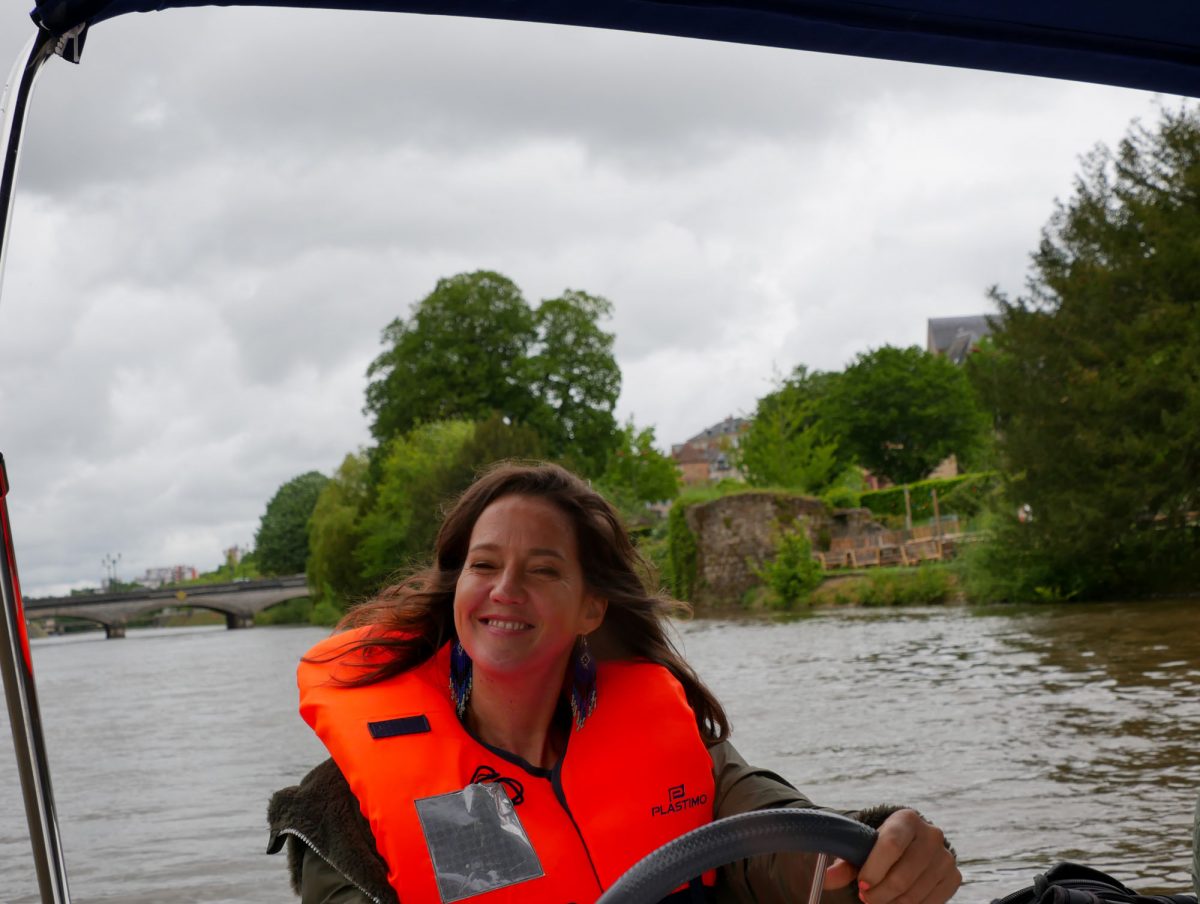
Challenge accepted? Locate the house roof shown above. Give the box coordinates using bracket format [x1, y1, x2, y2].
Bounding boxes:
[927, 315, 994, 363]
[682, 416, 749, 447]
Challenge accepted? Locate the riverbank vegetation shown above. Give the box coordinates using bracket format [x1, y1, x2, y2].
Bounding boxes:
[859, 473, 997, 527]
[733, 351, 991, 495]
[701, 104, 1200, 608]
[254, 597, 315, 626]
[751, 527, 823, 609]
[735, 563, 958, 611]
[239, 106, 1198, 621]
[963, 105, 1200, 602]
[815, 565, 956, 607]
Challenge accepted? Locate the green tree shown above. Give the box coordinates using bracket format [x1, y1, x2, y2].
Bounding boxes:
[597, 421, 680, 520]
[524, 291, 622, 475]
[255, 471, 329, 575]
[823, 346, 987, 485]
[356, 421, 476, 587]
[967, 106, 1200, 600]
[362, 272, 621, 476]
[364, 271, 535, 444]
[307, 452, 372, 606]
[455, 413, 547, 475]
[737, 366, 843, 492]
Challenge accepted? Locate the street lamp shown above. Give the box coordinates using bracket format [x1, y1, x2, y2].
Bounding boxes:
[101, 552, 121, 590]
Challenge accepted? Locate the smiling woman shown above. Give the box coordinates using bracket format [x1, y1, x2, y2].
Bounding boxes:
[268, 461, 959, 904]
[0, 4, 1195, 904]
[451, 494, 608, 735]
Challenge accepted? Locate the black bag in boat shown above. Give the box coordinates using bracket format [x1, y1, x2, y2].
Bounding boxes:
[992, 863, 1199, 904]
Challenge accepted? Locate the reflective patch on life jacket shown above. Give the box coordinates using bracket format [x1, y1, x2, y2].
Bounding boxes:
[367, 715, 431, 739]
[414, 782, 544, 902]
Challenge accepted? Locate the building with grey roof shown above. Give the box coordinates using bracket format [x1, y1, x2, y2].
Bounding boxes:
[927, 315, 994, 364]
[671, 415, 749, 485]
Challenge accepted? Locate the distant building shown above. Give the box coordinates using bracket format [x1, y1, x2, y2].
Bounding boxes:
[137, 565, 198, 589]
[673, 444, 711, 486]
[671, 416, 750, 485]
[927, 315, 993, 364]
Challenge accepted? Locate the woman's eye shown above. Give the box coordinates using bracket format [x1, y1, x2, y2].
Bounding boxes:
[531, 566, 559, 577]
[470, 561, 496, 570]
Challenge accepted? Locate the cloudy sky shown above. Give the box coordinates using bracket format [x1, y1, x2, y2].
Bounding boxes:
[0, 5, 1171, 596]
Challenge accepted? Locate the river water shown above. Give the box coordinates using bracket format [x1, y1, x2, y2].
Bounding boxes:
[1, 601, 1197, 903]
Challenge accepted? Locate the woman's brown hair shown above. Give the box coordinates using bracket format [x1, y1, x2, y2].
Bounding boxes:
[326, 461, 729, 742]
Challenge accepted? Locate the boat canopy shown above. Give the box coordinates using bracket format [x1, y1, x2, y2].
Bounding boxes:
[27, 0, 1200, 97]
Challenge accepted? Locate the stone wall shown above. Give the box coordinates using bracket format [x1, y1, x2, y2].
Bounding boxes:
[682, 492, 884, 607]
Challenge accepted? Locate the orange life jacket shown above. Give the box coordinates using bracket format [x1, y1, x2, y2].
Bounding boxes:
[299, 629, 715, 904]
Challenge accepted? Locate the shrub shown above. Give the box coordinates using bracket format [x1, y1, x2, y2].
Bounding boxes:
[955, 513, 1086, 603]
[635, 527, 672, 594]
[666, 504, 698, 600]
[254, 597, 314, 626]
[858, 565, 953, 606]
[309, 600, 343, 627]
[860, 472, 997, 523]
[753, 528, 822, 610]
[823, 485, 862, 510]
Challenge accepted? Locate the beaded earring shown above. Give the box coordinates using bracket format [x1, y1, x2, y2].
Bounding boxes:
[568, 634, 598, 731]
[449, 639, 473, 719]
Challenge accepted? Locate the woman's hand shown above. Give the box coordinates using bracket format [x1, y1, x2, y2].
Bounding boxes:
[824, 808, 960, 903]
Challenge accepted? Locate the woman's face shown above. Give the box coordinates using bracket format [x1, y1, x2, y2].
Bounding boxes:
[453, 494, 606, 682]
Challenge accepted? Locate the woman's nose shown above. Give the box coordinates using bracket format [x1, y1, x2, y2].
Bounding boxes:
[490, 568, 523, 604]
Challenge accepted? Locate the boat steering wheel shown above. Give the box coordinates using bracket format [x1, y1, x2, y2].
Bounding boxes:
[596, 808, 878, 904]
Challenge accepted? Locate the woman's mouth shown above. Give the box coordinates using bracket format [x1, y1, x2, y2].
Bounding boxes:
[481, 617, 532, 632]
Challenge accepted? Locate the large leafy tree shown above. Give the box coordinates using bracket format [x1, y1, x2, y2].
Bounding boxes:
[255, 470, 330, 575]
[968, 106, 1200, 600]
[736, 366, 844, 492]
[523, 291, 622, 475]
[823, 345, 987, 485]
[363, 272, 620, 476]
[306, 452, 372, 605]
[364, 271, 534, 444]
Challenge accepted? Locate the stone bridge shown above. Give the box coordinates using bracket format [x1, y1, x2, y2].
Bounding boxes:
[23, 575, 310, 637]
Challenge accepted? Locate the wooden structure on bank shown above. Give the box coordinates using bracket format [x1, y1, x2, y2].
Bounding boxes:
[814, 518, 971, 570]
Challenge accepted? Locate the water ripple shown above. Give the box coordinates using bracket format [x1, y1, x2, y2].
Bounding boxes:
[1, 603, 1197, 902]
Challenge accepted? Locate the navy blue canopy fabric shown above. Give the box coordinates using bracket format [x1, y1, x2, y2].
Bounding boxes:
[29, 0, 1200, 97]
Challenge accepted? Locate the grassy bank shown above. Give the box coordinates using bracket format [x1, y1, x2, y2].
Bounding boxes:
[730, 562, 959, 611]
[810, 563, 958, 606]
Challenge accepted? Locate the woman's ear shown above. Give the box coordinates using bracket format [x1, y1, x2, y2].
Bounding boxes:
[581, 593, 607, 634]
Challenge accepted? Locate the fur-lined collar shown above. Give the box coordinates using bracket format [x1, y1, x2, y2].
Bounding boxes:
[267, 758, 397, 904]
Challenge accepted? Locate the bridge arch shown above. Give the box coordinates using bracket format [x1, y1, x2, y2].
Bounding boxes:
[109, 599, 256, 630]
[27, 612, 127, 639]
[24, 576, 310, 638]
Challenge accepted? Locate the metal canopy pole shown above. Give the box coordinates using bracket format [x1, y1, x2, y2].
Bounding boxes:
[0, 30, 74, 904]
[1, 33, 53, 292]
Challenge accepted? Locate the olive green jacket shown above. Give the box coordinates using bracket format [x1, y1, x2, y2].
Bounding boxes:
[267, 741, 908, 904]
[1192, 793, 1199, 897]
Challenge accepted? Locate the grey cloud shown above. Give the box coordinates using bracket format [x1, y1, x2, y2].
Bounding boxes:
[15, 6, 1023, 197]
[0, 1, 1163, 595]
